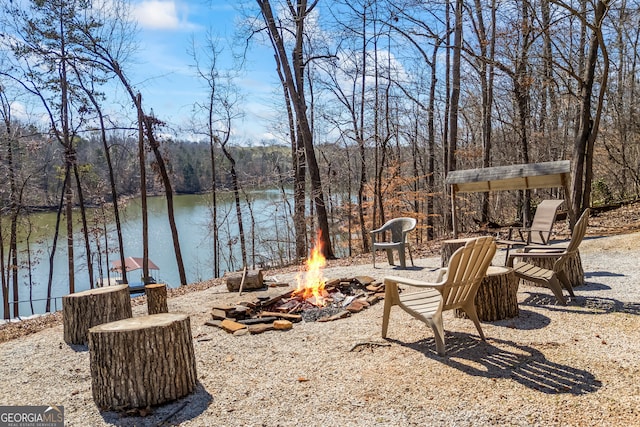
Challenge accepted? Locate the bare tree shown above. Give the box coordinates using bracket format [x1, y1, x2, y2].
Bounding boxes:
[564, 0, 611, 221]
[255, 0, 335, 259]
[73, 0, 188, 285]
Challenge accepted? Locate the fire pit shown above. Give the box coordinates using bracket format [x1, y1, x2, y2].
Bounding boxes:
[207, 236, 385, 334]
[206, 276, 384, 335]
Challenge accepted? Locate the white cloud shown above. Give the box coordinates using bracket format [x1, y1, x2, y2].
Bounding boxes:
[132, 0, 196, 30]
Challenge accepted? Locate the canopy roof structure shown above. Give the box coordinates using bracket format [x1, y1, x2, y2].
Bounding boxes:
[445, 160, 571, 193]
[445, 160, 571, 236]
[110, 257, 160, 273]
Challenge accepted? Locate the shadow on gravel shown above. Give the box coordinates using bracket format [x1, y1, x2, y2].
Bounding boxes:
[521, 292, 640, 316]
[387, 334, 601, 395]
[68, 343, 88, 353]
[100, 382, 212, 427]
[584, 271, 624, 279]
[488, 308, 551, 330]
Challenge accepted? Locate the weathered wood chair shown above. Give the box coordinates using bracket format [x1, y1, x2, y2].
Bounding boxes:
[507, 208, 590, 305]
[382, 236, 496, 356]
[498, 199, 565, 263]
[371, 217, 417, 268]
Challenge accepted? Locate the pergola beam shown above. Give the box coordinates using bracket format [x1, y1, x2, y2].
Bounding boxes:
[445, 161, 571, 237]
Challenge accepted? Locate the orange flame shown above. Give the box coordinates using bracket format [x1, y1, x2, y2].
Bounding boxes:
[292, 232, 327, 306]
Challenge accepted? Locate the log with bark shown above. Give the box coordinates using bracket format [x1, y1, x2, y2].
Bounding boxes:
[455, 266, 519, 321]
[88, 313, 197, 410]
[62, 284, 132, 345]
[225, 269, 264, 292]
[441, 237, 476, 267]
[145, 283, 168, 314]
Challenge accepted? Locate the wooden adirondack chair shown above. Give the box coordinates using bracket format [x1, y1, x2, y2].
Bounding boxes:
[507, 208, 590, 305]
[382, 236, 496, 356]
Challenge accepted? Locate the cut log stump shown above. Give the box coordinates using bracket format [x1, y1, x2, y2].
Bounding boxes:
[63, 284, 132, 345]
[225, 269, 264, 292]
[88, 313, 197, 411]
[441, 237, 476, 267]
[145, 283, 168, 314]
[455, 266, 519, 321]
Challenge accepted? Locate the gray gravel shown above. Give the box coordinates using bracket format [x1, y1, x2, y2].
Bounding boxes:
[1, 232, 639, 426]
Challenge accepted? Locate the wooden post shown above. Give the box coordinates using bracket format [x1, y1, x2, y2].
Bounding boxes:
[451, 187, 458, 238]
[63, 284, 132, 345]
[145, 283, 168, 314]
[88, 313, 197, 410]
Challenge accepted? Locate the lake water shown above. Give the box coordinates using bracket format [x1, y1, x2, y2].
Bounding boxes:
[2, 190, 296, 319]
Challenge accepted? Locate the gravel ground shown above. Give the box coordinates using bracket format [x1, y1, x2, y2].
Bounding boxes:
[1, 231, 640, 426]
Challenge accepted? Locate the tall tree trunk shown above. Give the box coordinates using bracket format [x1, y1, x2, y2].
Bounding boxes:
[446, 0, 462, 233]
[46, 172, 67, 312]
[257, 0, 335, 259]
[570, 0, 609, 223]
[426, 40, 441, 240]
[143, 115, 188, 285]
[106, 63, 188, 286]
[515, 0, 532, 226]
[73, 164, 94, 288]
[207, 97, 220, 278]
[137, 94, 150, 283]
[474, 0, 496, 222]
[220, 142, 247, 267]
[358, 2, 369, 252]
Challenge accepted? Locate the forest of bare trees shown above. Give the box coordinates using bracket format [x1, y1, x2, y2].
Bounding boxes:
[1, 0, 638, 318]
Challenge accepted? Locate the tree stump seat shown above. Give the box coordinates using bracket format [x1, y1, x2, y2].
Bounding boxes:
[145, 283, 168, 314]
[441, 237, 477, 267]
[62, 284, 132, 345]
[455, 266, 519, 321]
[88, 313, 197, 411]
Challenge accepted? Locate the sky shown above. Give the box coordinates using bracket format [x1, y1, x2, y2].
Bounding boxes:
[124, 0, 279, 144]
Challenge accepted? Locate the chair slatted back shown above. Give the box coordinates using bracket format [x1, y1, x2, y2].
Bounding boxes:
[553, 208, 590, 272]
[441, 236, 496, 310]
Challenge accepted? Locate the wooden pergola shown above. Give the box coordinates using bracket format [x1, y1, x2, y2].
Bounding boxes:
[445, 160, 572, 237]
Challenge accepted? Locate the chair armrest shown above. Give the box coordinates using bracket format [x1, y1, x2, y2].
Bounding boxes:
[370, 224, 391, 234]
[384, 275, 445, 290]
[523, 246, 565, 254]
[507, 250, 567, 266]
[517, 228, 532, 243]
[523, 242, 568, 253]
[496, 239, 527, 247]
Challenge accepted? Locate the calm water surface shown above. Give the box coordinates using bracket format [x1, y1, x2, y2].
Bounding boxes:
[2, 190, 293, 319]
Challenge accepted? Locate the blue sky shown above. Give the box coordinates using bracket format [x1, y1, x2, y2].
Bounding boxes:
[126, 1, 278, 143]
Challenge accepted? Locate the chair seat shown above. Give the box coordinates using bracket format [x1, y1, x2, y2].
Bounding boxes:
[512, 262, 554, 280]
[374, 242, 404, 249]
[399, 289, 442, 318]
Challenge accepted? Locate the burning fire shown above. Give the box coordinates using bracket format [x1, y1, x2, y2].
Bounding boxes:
[292, 233, 328, 306]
